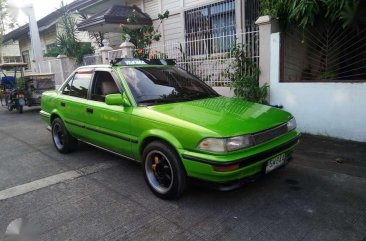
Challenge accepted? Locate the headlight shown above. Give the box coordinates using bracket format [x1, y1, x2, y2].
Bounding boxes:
[197, 138, 226, 152]
[287, 117, 297, 132]
[226, 135, 253, 151]
[198, 135, 254, 153]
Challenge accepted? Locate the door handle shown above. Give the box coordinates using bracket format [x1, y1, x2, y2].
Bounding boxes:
[60, 102, 66, 107]
[86, 108, 93, 114]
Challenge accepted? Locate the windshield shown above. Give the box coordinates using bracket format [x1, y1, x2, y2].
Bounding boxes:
[121, 67, 219, 106]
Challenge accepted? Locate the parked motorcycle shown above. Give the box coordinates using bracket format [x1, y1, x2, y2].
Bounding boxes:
[7, 88, 25, 113]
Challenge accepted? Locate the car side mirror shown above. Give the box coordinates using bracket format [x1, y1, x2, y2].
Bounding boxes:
[105, 93, 131, 107]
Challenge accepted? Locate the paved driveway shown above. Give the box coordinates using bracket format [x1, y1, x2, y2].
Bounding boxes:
[0, 107, 365, 241]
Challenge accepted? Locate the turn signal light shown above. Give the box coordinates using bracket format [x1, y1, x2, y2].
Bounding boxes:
[213, 164, 240, 172]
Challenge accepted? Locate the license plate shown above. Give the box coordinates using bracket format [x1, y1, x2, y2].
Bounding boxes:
[265, 153, 286, 173]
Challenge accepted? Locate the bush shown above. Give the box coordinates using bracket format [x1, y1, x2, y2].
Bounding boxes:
[222, 44, 268, 104]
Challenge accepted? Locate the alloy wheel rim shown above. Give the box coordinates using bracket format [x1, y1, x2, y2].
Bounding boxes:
[145, 150, 174, 194]
[52, 123, 64, 150]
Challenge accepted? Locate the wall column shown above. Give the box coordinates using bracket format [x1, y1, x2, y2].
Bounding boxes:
[100, 39, 113, 64]
[255, 15, 279, 100]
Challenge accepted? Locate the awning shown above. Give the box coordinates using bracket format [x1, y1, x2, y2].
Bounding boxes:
[77, 5, 152, 33]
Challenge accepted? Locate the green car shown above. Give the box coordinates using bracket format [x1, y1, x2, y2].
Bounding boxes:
[40, 59, 300, 199]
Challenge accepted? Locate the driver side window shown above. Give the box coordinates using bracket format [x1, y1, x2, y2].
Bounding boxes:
[91, 71, 120, 102]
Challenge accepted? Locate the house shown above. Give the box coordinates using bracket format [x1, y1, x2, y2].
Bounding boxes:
[76, 0, 260, 91]
[0, 40, 22, 64]
[77, 0, 259, 49]
[1, 0, 94, 72]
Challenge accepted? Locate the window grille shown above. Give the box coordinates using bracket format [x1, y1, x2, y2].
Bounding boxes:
[184, 0, 236, 55]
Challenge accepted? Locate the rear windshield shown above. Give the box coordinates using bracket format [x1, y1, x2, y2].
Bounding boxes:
[121, 67, 219, 105]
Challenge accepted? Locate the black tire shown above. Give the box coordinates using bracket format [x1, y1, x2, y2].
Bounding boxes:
[18, 105, 23, 113]
[51, 118, 78, 153]
[143, 141, 187, 200]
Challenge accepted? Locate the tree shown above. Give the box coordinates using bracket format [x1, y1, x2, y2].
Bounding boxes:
[121, 10, 169, 49]
[260, 0, 364, 30]
[52, 0, 94, 63]
[0, 0, 16, 62]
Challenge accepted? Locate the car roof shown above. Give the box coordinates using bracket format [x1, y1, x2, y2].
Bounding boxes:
[76, 59, 176, 71]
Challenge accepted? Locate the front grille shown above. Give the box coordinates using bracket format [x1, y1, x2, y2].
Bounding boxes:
[252, 123, 288, 145]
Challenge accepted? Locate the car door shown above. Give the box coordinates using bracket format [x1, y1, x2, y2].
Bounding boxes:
[83, 69, 134, 158]
[58, 69, 94, 140]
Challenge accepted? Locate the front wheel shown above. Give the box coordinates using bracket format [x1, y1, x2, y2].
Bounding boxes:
[51, 118, 78, 153]
[143, 141, 187, 200]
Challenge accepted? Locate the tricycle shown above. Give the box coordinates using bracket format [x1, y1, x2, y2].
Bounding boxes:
[23, 73, 55, 107]
[0, 63, 55, 113]
[0, 63, 27, 113]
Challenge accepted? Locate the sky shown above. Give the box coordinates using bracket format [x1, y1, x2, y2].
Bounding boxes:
[8, 0, 75, 26]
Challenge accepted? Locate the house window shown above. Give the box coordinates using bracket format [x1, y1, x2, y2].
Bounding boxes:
[184, 0, 236, 55]
[2, 56, 22, 63]
[22, 50, 31, 69]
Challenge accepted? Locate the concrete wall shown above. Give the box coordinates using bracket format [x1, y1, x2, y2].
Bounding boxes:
[213, 87, 234, 97]
[270, 32, 366, 142]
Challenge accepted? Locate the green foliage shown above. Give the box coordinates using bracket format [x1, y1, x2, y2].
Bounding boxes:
[222, 44, 268, 104]
[55, 1, 94, 63]
[15, 77, 25, 89]
[121, 10, 169, 48]
[260, 0, 361, 29]
[133, 48, 167, 59]
[44, 47, 61, 58]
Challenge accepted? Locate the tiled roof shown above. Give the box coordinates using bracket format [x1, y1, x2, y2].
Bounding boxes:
[77, 5, 152, 31]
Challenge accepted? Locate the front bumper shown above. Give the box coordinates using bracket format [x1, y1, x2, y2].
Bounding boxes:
[190, 155, 293, 191]
[180, 131, 300, 185]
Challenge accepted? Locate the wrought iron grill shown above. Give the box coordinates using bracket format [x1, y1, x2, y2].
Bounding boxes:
[143, 30, 259, 87]
[281, 23, 366, 82]
[142, 0, 260, 87]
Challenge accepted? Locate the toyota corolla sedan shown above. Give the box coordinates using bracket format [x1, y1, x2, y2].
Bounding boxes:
[40, 58, 300, 199]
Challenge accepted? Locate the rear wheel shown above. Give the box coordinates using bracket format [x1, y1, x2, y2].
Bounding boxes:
[51, 118, 78, 153]
[143, 141, 186, 200]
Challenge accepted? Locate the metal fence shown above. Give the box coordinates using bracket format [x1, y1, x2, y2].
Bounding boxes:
[83, 54, 103, 66]
[281, 24, 366, 82]
[142, 30, 259, 87]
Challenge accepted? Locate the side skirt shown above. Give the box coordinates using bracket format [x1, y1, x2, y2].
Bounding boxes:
[78, 139, 141, 164]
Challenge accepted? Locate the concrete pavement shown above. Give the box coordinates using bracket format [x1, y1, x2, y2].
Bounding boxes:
[0, 107, 365, 241]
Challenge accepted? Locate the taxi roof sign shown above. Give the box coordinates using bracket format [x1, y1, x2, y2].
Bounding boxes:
[111, 58, 176, 66]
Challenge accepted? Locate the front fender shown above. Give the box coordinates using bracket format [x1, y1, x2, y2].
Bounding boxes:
[135, 129, 183, 160]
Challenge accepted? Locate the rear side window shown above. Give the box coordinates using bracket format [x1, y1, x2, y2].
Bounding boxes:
[69, 73, 93, 99]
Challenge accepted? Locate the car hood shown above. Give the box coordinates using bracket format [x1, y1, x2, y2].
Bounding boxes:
[147, 97, 292, 136]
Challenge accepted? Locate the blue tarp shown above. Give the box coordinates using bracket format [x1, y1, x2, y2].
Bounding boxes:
[1, 76, 15, 87]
